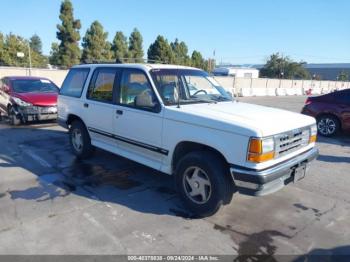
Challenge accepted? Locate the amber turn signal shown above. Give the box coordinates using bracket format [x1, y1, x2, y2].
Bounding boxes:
[247, 137, 275, 163]
[309, 134, 317, 143]
[248, 152, 275, 163]
[248, 138, 262, 154]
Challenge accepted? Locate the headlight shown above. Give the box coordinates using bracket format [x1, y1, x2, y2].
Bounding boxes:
[12, 97, 32, 107]
[247, 137, 275, 163]
[309, 124, 317, 143]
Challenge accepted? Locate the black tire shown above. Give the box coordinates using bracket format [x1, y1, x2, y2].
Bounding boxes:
[69, 120, 94, 159]
[317, 114, 340, 137]
[8, 107, 21, 126]
[175, 151, 235, 217]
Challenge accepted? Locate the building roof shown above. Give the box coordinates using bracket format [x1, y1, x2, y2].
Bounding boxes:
[253, 63, 350, 69]
[304, 63, 350, 69]
[214, 66, 259, 70]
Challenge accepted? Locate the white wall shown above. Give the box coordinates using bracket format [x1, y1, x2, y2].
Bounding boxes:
[215, 76, 350, 97]
[0, 67, 68, 87]
[1, 67, 349, 97]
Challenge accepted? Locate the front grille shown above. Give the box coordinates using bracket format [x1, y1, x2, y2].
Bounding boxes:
[21, 106, 57, 115]
[38, 106, 57, 114]
[275, 127, 310, 157]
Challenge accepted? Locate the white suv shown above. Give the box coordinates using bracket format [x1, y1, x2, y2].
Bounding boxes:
[58, 63, 318, 217]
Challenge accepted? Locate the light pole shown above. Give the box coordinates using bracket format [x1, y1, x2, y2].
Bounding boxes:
[16, 43, 32, 76]
[27, 42, 32, 76]
[279, 71, 284, 89]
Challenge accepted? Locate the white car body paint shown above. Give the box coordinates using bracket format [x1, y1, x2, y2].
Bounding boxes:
[58, 63, 317, 183]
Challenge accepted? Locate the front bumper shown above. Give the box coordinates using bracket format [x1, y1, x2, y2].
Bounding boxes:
[16, 106, 58, 122]
[230, 147, 319, 196]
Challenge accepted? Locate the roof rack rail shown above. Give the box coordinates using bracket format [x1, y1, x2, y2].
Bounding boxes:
[80, 58, 171, 65]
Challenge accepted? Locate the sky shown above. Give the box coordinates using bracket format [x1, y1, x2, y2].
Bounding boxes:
[0, 0, 349, 64]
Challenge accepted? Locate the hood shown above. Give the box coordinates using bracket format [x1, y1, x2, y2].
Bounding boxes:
[164, 101, 316, 137]
[14, 92, 58, 106]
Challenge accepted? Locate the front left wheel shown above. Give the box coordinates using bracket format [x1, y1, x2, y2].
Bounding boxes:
[8, 107, 21, 126]
[175, 151, 235, 217]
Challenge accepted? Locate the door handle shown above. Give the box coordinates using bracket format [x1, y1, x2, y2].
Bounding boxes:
[84, 103, 89, 108]
[116, 110, 123, 115]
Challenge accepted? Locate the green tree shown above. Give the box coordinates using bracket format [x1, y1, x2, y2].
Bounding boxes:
[260, 53, 310, 79]
[2, 33, 29, 67]
[49, 42, 60, 65]
[170, 38, 190, 65]
[147, 35, 173, 63]
[0, 33, 47, 68]
[30, 34, 43, 54]
[30, 50, 48, 68]
[82, 21, 112, 62]
[285, 61, 310, 79]
[191, 50, 208, 70]
[260, 53, 287, 78]
[128, 28, 144, 62]
[56, 0, 81, 68]
[112, 31, 129, 63]
[0, 32, 9, 65]
[337, 70, 349, 81]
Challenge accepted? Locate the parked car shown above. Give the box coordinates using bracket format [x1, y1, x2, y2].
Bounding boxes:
[58, 64, 318, 217]
[0, 76, 59, 125]
[301, 89, 350, 137]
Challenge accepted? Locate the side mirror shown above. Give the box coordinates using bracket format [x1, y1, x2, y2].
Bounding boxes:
[135, 90, 156, 108]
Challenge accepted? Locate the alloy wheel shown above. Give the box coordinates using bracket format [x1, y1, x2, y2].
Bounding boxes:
[318, 118, 336, 136]
[183, 166, 212, 204]
[71, 128, 83, 152]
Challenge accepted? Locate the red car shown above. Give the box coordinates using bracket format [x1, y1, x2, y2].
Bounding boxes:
[0, 76, 59, 125]
[302, 89, 350, 136]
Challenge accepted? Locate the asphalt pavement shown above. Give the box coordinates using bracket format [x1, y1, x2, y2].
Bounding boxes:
[0, 96, 349, 258]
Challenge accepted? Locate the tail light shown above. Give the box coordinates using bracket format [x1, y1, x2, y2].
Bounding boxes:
[305, 97, 312, 105]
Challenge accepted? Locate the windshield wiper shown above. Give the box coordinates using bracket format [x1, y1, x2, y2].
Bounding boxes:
[192, 98, 217, 104]
[214, 95, 231, 101]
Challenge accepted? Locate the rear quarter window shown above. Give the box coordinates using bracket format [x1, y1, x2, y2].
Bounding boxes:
[60, 68, 90, 98]
[334, 90, 350, 104]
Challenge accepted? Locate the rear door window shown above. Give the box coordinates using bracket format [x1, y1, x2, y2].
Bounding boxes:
[60, 68, 90, 98]
[87, 68, 119, 103]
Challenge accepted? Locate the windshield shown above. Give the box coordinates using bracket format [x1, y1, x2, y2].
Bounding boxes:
[150, 69, 232, 105]
[12, 79, 59, 93]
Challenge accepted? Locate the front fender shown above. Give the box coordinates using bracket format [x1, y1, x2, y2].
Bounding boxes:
[161, 118, 250, 174]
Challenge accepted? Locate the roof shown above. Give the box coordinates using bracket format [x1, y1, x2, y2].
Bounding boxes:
[253, 63, 350, 69]
[304, 63, 350, 69]
[5, 76, 51, 81]
[72, 63, 199, 71]
[213, 67, 259, 71]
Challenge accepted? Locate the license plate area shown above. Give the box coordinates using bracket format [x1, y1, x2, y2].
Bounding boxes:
[41, 107, 57, 114]
[293, 164, 307, 182]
